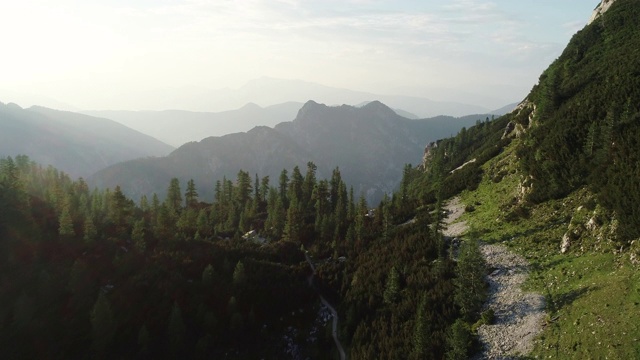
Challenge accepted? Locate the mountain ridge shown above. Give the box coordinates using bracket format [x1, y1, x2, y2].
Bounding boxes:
[91, 100, 492, 203]
[0, 103, 174, 178]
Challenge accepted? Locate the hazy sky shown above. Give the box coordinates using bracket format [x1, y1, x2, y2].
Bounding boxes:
[0, 0, 598, 110]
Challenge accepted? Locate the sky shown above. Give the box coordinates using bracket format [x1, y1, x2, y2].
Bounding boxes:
[0, 0, 598, 111]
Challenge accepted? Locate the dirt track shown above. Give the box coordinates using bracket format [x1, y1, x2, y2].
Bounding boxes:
[444, 198, 546, 359]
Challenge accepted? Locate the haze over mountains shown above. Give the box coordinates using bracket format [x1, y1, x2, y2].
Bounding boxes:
[2, 1, 639, 359]
[0, 102, 173, 178]
[80, 77, 493, 116]
[84, 102, 305, 147]
[84, 98, 515, 147]
[91, 100, 491, 203]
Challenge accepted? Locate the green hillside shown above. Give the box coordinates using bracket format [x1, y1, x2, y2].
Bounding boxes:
[409, 0, 640, 357]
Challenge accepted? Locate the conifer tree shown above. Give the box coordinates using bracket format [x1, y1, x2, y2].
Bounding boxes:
[58, 202, 75, 237]
[166, 178, 183, 212]
[383, 266, 400, 304]
[91, 292, 116, 355]
[260, 176, 270, 203]
[196, 209, 210, 238]
[132, 220, 146, 252]
[235, 170, 252, 207]
[167, 301, 186, 356]
[185, 179, 198, 208]
[411, 293, 429, 360]
[454, 239, 486, 321]
[283, 195, 303, 242]
[279, 169, 289, 205]
[202, 264, 216, 287]
[303, 161, 317, 208]
[446, 319, 471, 360]
[232, 261, 246, 287]
[83, 214, 97, 244]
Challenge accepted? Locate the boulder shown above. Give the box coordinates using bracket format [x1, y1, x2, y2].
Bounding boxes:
[561, 232, 571, 254]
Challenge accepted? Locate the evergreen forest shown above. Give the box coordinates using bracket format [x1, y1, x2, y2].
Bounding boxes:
[0, 155, 486, 359]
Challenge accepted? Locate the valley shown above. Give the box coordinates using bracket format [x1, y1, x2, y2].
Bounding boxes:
[1, 0, 639, 359]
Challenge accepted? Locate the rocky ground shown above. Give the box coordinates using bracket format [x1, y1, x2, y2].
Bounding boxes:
[472, 245, 546, 359]
[444, 197, 546, 359]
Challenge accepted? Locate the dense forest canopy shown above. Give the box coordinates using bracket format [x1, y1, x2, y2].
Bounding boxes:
[0, 154, 487, 359]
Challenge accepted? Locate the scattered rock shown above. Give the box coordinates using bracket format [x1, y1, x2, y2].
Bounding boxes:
[472, 244, 546, 360]
[443, 197, 546, 359]
[586, 217, 599, 232]
[561, 232, 571, 254]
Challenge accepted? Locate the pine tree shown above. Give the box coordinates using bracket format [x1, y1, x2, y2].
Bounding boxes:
[90, 292, 117, 355]
[235, 170, 252, 207]
[303, 161, 317, 208]
[283, 195, 303, 242]
[58, 202, 75, 237]
[185, 179, 198, 208]
[260, 176, 270, 203]
[109, 186, 133, 235]
[232, 261, 246, 287]
[279, 169, 289, 205]
[167, 302, 186, 357]
[383, 266, 400, 304]
[140, 195, 149, 212]
[265, 188, 285, 240]
[132, 220, 146, 252]
[411, 293, 429, 360]
[196, 209, 210, 238]
[202, 264, 216, 287]
[83, 214, 97, 244]
[446, 319, 471, 360]
[166, 178, 183, 212]
[288, 166, 304, 204]
[454, 239, 486, 321]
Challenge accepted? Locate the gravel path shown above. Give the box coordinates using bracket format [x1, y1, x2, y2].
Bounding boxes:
[443, 197, 546, 359]
[443, 197, 467, 238]
[472, 245, 546, 359]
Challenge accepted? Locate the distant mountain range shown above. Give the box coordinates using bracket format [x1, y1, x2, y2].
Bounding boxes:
[84, 100, 515, 147]
[80, 78, 497, 118]
[91, 100, 495, 203]
[0, 102, 174, 178]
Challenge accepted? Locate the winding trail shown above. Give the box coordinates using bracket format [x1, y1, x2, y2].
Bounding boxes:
[444, 197, 546, 359]
[305, 252, 347, 360]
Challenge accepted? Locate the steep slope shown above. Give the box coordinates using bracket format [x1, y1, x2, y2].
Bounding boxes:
[276, 101, 488, 200]
[410, 0, 640, 357]
[92, 126, 318, 202]
[0, 103, 173, 178]
[514, 0, 640, 240]
[91, 100, 488, 203]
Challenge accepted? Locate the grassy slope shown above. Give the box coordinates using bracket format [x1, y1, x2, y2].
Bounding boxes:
[455, 141, 640, 359]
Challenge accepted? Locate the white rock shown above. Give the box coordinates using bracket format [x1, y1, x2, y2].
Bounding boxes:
[589, 0, 618, 25]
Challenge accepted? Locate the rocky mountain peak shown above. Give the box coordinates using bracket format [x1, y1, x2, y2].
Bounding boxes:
[361, 100, 398, 118]
[588, 0, 618, 24]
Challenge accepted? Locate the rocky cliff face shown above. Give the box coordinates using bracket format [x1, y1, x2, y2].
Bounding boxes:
[588, 0, 618, 24]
